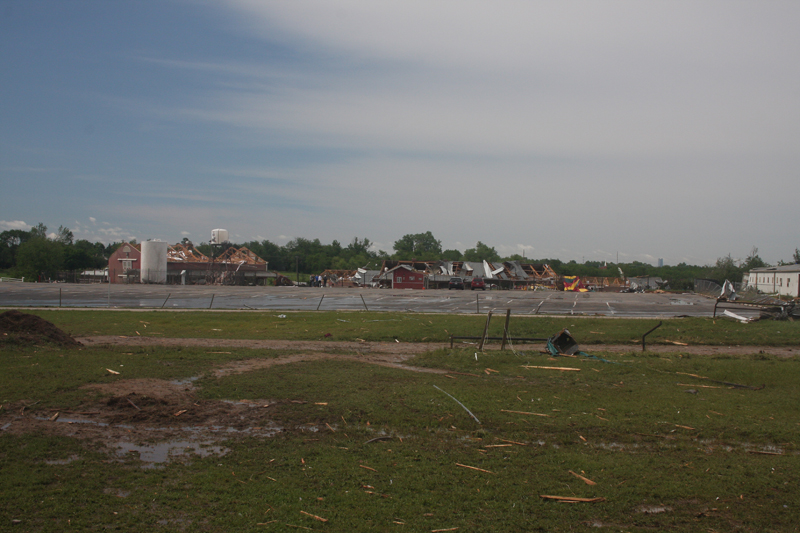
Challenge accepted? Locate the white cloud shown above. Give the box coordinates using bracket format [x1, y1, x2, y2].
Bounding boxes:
[0, 220, 30, 231]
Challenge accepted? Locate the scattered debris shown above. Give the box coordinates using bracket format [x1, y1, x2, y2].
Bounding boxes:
[547, 329, 579, 355]
[434, 385, 481, 424]
[500, 409, 551, 417]
[540, 495, 605, 503]
[455, 463, 495, 474]
[569, 470, 596, 486]
[364, 436, 393, 444]
[723, 310, 754, 324]
[299, 511, 328, 523]
[106, 368, 120, 375]
[521, 365, 580, 372]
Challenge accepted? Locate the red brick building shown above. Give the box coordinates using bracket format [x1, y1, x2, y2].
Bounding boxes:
[108, 243, 141, 283]
[382, 264, 426, 289]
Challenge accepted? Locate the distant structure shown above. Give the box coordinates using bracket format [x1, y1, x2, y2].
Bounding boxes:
[746, 265, 800, 297]
[658, 258, 664, 268]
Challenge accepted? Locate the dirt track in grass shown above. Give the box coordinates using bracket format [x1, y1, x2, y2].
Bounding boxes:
[77, 335, 799, 358]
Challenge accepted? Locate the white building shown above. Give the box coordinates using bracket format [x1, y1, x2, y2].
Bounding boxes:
[747, 265, 800, 297]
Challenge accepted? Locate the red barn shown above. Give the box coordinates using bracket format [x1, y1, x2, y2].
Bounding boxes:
[108, 242, 141, 283]
[382, 264, 426, 289]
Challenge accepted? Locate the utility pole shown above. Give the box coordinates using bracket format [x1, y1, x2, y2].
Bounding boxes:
[295, 256, 299, 284]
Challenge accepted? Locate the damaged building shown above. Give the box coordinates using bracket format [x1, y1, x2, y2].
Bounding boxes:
[373, 260, 559, 289]
[108, 241, 273, 285]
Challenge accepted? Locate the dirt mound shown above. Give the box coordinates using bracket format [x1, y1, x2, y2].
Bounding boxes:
[0, 310, 82, 348]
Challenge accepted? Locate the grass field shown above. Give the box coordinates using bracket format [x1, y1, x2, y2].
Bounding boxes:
[22, 309, 800, 346]
[1, 310, 799, 532]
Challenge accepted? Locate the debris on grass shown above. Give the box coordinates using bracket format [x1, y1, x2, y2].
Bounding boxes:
[300, 510, 328, 523]
[500, 409, 551, 417]
[434, 385, 481, 424]
[569, 470, 596, 485]
[106, 368, 120, 375]
[455, 463, 495, 474]
[521, 365, 580, 372]
[539, 495, 605, 503]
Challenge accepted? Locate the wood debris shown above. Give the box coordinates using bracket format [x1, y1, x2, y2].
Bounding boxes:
[106, 368, 120, 375]
[299, 511, 328, 523]
[569, 470, 597, 485]
[498, 438, 526, 446]
[174, 410, 187, 417]
[675, 424, 695, 430]
[49, 412, 60, 422]
[501, 409, 551, 417]
[540, 495, 605, 503]
[455, 463, 495, 474]
[521, 365, 580, 372]
[359, 465, 378, 472]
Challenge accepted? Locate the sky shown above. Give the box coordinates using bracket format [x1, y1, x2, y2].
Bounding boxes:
[1, 0, 799, 266]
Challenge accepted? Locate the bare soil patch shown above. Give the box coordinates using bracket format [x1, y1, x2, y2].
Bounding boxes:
[1, 310, 82, 348]
[78, 335, 798, 358]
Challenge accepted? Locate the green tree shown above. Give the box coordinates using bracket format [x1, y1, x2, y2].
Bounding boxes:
[794, 248, 800, 264]
[463, 241, 500, 262]
[393, 231, 442, 260]
[708, 254, 743, 284]
[441, 249, 463, 261]
[55, 225, 74, 245]
[15, 237, 64, 281]
[0, 229, 31, 270]
[742, 246, 767, 271]
[30, 223, 47, 239]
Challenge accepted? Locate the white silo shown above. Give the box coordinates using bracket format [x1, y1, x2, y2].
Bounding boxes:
[141, 240, 168, 284]
[211, 229, 229, 244]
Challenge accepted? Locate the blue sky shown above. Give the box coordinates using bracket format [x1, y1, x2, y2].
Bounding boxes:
[2, 0, 799, 266]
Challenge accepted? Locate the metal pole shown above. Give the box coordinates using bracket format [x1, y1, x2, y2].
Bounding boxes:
[59, 287, 62, 308]
[641, 321, 663, 352]
[209, 294, 215, 309]
[476, 293, 479, 314]
[295, 256, 299, 285]
[478, 311, 493, 351]
[317, 294, 325, 311]
[161, 293, 171, 309]
[500, 309, 511, 350]
[360, 294, 369, 311]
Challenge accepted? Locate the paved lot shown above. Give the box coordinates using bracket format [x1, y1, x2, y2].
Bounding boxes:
[0, 283, 731, 318]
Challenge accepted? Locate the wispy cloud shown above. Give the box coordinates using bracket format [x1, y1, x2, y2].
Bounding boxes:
[0, 220, 30, 231]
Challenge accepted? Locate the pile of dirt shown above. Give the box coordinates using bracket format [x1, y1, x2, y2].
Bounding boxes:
[0, 310, 82, 348]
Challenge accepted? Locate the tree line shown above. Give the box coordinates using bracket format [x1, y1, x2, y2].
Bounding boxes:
[2, 225, 798, 289]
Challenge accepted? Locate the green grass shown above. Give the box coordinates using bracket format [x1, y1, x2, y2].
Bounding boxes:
[23, 309, 800, 346]
[2, 339, 799, 531]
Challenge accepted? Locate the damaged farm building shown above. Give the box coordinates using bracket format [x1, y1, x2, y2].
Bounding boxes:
[108, 242, 274, 286]
[374, 260, 561, 290]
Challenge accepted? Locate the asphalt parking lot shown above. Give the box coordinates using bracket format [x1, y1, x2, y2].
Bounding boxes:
[0, 283, 726, 318]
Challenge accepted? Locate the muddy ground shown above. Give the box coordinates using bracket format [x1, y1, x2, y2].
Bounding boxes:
[1, 311, 795, 465]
